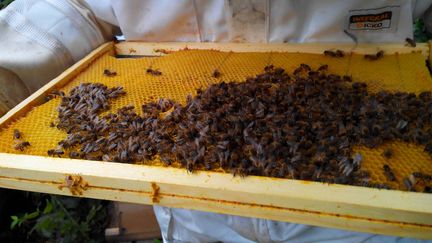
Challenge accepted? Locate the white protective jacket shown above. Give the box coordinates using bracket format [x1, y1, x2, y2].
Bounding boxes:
[0, 0, 431, 242]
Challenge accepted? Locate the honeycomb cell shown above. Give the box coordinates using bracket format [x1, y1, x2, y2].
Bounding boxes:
[0, 50, 431, 191]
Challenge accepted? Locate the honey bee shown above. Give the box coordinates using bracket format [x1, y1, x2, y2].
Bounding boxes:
[405, 38, 416, 47]
[376, 50, 384, 58]
[323, 50, 345, 57]
[103, 69, 117, 77]
[119, 149, 130, 162]
[13, 141, 30, 151]
[102, 154, 112, 162]
[264, 65, 274, 72]
[424, 143, 432, 155]
[352, 153, 362, 167]
[212, 69, 221, 78]
[372, 183, 391, 190]
[13, 129, 21, 139]
[47, 148, 64, 157]
[146, 68, 162, 76]
[108, 143, 118, 151]
[403, 177, 414, 191]
[335, 50, 345, 57]
[300, 63, 311, 72]
[383, 164, 396, 181]
[69, 151, 81, 159]
[342, 75, 352, 82]
[50, 89, 65, 98]
[364, 50, 384, 61]
[154, 49, 170, 54]
[323, 50, 336, 57]
[382, 149, 393, 159]
[317, 64, 328, 71]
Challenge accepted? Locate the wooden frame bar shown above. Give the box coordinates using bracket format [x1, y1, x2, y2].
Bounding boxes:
[115, 41, 430, 57]
[0, 42, 431, 239]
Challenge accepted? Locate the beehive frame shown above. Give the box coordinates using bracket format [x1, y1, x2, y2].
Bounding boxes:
[1, 42, 432, 239]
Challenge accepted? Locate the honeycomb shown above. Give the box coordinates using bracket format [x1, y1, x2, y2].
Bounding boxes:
[0, 49, 431, 191]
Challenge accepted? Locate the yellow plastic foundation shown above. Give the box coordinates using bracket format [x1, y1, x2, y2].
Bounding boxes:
[0, 50, 431, 191]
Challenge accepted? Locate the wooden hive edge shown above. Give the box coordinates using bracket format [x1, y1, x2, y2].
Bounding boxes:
[115, 41, 430, 58]
[0, 153, 431, 239]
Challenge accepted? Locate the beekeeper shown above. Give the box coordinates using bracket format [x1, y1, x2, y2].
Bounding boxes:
[1, 0, 431, 242]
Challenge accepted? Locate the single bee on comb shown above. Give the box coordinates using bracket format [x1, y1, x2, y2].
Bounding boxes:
[212, 69, 221, 78]
[382, 148, 393, 159]
[47, 148, 64, 157]
[103, 69, 117, 77]
[14, 141, 30, 151]
[13, 129, 21, 139]
[146, 68, 162, 76]
[383, 164, 396, 181]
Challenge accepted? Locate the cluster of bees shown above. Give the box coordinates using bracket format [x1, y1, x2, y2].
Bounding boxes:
[45, 64, 432, 192]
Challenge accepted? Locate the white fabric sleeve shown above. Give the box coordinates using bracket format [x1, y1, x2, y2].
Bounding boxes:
[0, 66, 30, 116]
[0, 0, 109, 115]
[154, 206, 431, 243]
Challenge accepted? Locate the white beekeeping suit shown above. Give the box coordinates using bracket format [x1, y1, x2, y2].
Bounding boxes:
[1, 0, 432, 242]
[0, 0, 427, 116]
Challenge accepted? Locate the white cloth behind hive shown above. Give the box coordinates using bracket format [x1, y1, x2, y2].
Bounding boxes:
[0, 0, 429, 115]
[89, 0, 418, 43]
[154, 206, 430, 243]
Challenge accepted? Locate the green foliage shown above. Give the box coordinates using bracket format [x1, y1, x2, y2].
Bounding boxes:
[0, 0, 14, 10]
[10, 195, 108, 243]
[10, 210, 39, 229]
[413, 18, 432, 43]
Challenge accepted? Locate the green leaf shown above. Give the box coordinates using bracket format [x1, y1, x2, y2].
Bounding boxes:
[60, 220, 75, 235]
[413, 18, 431, 43]
[43, 200, 53, 214]
[10, 216, 19, 230]
[85, 205, 101, 223]
[26, 211, 40, 220]
[153, 239, 162, 243]
[33, 215, 56, 238]
[0, 0, 15, 10]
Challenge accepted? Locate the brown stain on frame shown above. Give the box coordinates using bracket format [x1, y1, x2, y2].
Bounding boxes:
[0, 175, 431, 230]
